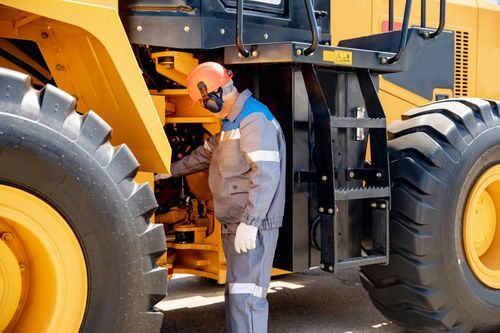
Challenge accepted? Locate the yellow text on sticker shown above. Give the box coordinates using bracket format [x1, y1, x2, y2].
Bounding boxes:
[323, 50, 353, 65]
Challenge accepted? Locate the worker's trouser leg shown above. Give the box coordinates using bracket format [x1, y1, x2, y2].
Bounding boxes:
[222, 226, 279, 333]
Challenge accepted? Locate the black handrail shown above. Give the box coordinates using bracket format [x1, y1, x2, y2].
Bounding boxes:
[303, 0, 320, 56]
[236, 0, 250, 58]
[389, 0, 394, 31]
[387, 0, 412, 64]
[428, 0, 446, 39]
[421, 0, 427, 27]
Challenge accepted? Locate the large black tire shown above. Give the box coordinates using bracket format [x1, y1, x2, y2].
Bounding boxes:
[361, 98, 500, 332]
[0, 68, 167, 332]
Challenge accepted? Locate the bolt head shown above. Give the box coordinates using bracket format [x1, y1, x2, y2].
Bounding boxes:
[1, 232, 12, 242]
[319, 207, 325, 213]
[380, 57, 388, 64]
[321, 175, 327, 181]
[264, 33, 269, 40]
[327, 208, 334, 214]
[328, 265, 334, 272]
[251, 50, 259, 58]
[380, 203, 387, 209]
[320, 263, 325, 269]
[295, 48, 303, 56]
[136, 25, 143, 32]
[424, 32, 430, 39]
[376, 172, 382, 178]
[41, 32, 49, 39]
[220, 28, 226, 35]
[19, 264, 26, 272]
[348, 171, 355, 179]
[371, 202, 377, 208]
[184, 26, 190, 32]
[55, 64, 65, 71]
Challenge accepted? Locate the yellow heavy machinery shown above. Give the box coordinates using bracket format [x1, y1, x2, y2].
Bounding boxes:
[0, 0, 499, 332]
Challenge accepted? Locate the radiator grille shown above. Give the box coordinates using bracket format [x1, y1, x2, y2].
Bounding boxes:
[454, 31, 470, 97]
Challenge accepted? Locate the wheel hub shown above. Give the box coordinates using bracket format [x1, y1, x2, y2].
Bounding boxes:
[0, 185, 87, 332]
[0, 235, 22, 331]
[464, 165, 500, 289]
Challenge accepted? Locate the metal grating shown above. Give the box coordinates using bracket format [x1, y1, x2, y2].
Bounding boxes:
[454, 31, 470, 97]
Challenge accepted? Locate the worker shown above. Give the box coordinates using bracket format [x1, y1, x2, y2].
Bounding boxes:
[155, 62, 286, 333]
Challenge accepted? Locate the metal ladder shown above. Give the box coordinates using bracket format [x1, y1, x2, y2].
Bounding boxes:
[297, 65, 391, 271]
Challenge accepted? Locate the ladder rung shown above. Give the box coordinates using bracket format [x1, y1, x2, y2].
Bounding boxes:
[330, 117, 386, 129]
[335, 255, 387, 269]
[335, 186, 390, 200]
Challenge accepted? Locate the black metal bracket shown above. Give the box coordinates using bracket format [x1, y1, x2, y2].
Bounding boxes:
[301, 64, 335, 215]
[346, 168, 384, 184]
[356, 71, 390, 186]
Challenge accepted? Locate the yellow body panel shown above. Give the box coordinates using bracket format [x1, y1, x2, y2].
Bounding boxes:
[476, 0, 500, 99]
[0, 0, 171, 173]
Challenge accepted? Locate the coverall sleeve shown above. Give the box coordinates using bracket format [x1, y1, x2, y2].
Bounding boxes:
[170, 133, 220, 177]
[239, 113, 281, 229]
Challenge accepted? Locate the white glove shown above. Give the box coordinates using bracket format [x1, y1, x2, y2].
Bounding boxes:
[154, 173, 172, 181]
[234, 223, 258, 254]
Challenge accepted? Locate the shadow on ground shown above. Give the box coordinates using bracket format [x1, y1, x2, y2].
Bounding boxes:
[158, 268, 410, 333]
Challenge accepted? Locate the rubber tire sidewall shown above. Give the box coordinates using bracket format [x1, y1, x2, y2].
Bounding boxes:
[440, 127, 500, 328]
[0, 112, 150, 332]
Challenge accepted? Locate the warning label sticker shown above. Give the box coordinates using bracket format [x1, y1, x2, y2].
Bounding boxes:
[323, 50, 353, 66]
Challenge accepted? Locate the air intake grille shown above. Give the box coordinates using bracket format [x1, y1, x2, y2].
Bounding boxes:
[454, 31, 470, 97]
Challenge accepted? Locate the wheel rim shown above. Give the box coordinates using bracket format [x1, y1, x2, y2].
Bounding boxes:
[464, 165, 500, 289]
[0, 185, 87, 332]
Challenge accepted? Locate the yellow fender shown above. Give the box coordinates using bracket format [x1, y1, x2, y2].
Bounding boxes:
[0, 0, 171, 172]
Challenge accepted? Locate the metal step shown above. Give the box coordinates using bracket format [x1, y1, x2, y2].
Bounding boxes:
[335, 254, 387, 269]
[335, 186, 390, 201]
[330, 117, 386, 129]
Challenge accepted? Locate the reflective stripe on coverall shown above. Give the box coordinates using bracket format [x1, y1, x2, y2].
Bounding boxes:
[171, 89, 286, 333]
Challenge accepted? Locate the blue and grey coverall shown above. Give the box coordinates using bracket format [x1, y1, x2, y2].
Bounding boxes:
[171, 89, 286, 333]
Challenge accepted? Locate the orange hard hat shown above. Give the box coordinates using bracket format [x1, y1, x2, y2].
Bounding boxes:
[186, 62, 233, 102]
